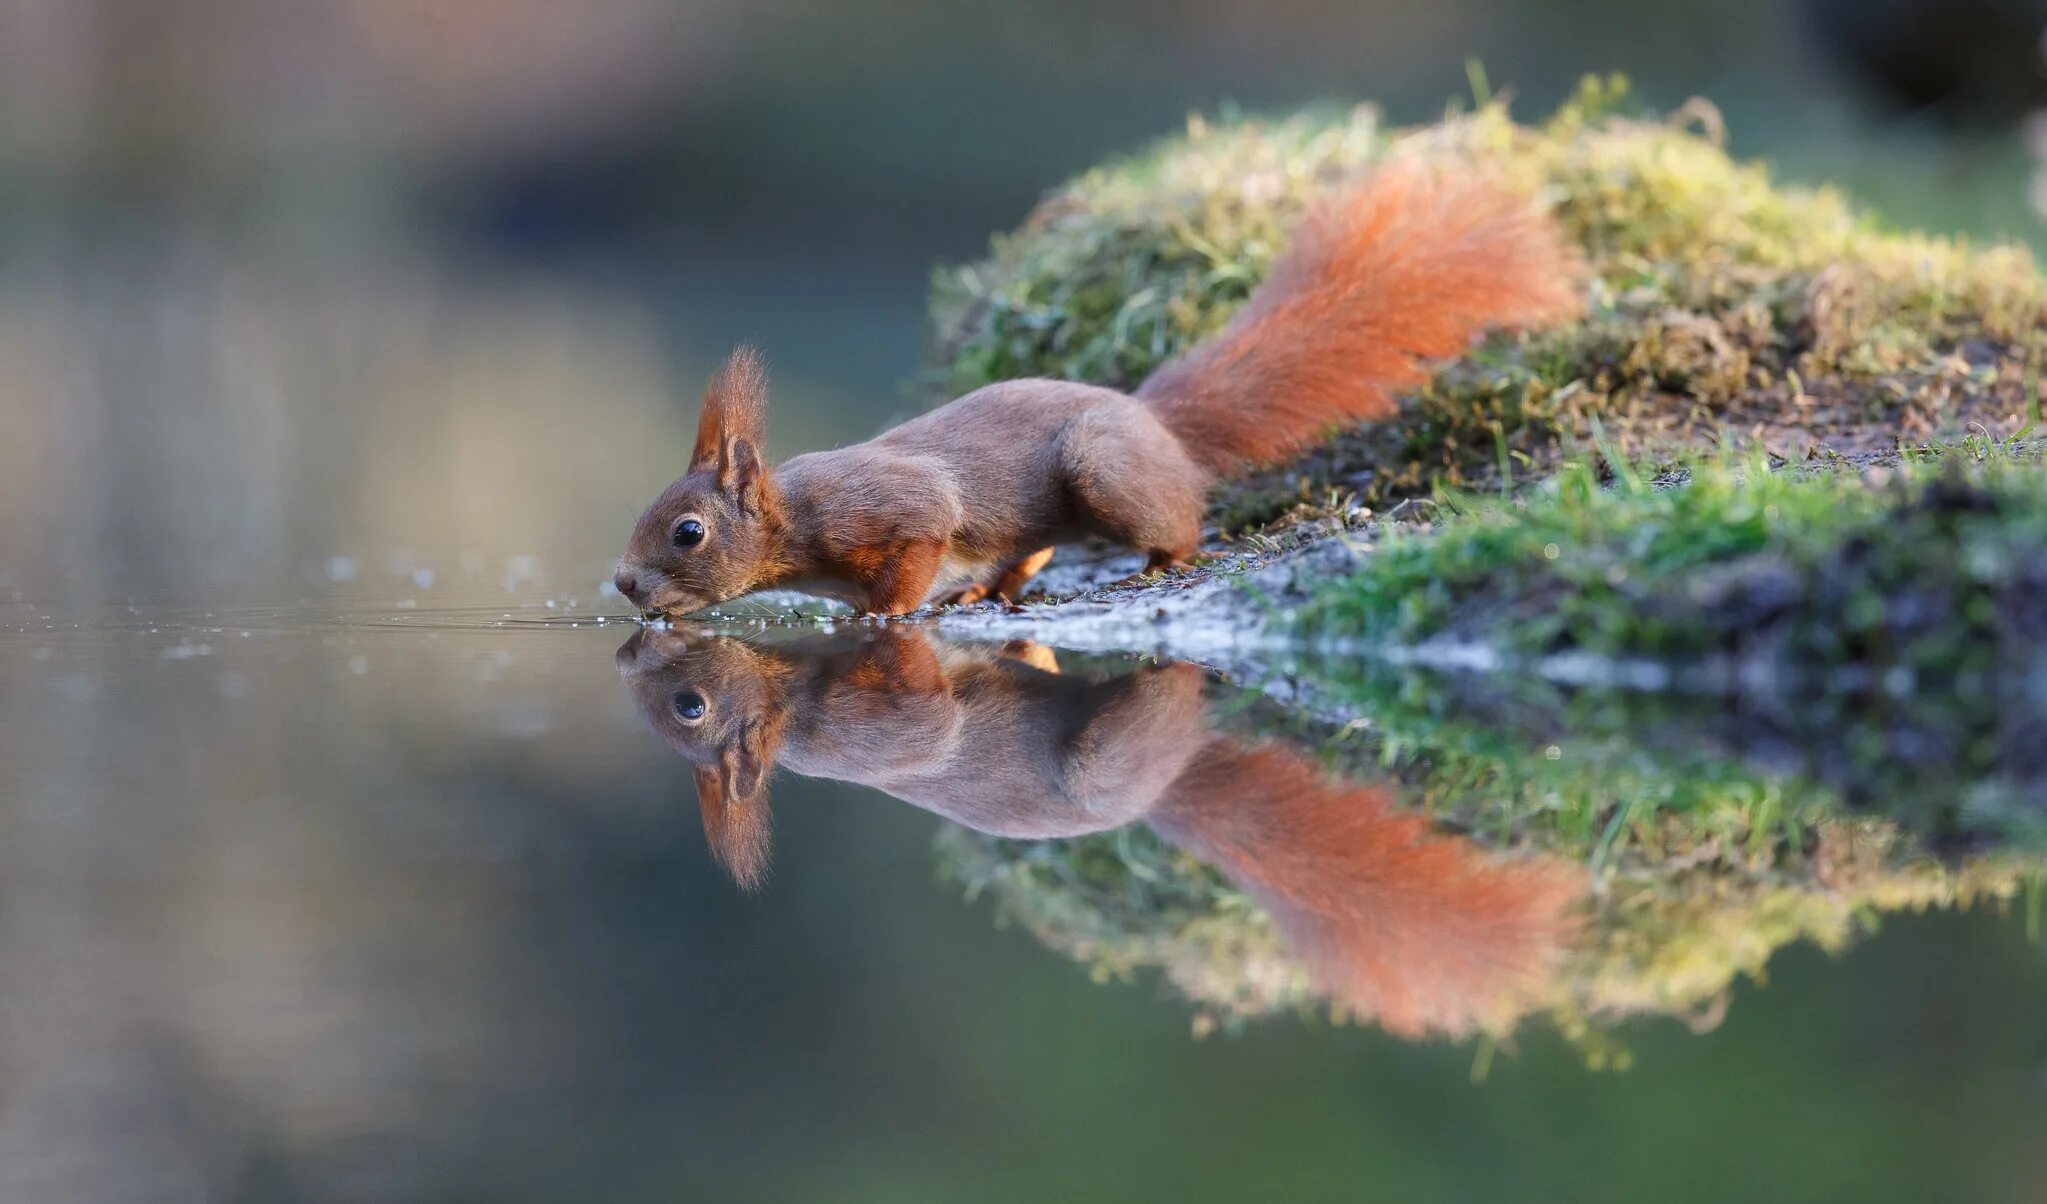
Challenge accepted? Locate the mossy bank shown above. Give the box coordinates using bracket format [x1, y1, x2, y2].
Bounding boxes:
[1301, 443, 2047, 687]
[930, 80, 2047, 526]
[920, 87, 2047, 1057]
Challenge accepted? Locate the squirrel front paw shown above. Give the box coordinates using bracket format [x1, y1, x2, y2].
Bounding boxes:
[934, 582, 993, 608]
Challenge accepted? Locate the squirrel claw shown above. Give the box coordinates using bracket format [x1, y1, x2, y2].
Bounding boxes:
[1106, 558, 1194, 591]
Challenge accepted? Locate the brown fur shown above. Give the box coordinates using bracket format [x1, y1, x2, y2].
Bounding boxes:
[617, 626, 1585, 1035]
[616, 626, 1209, 888]
[617, 163, 1581, 614]
[612, 629, 793, 889]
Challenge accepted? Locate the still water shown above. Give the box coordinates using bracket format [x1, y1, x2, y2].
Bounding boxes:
[2, 595, 2043, 1203]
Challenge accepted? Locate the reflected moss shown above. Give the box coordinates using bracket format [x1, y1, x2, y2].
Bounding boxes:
[934, 676, 2044, 1056]
[1572, 821, 2028, 1030]
[935, 824, 1304, 1033]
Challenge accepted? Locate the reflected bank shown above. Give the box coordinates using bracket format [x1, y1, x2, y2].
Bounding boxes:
[619, 623, 2043, 1053]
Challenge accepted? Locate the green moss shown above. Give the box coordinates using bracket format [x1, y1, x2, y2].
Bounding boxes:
[935, 824, 1308, 1035]
[1562, 822, 2029, 1043]
[929, 106, 1378, 399]
[1296, 442, 2047, 693]
[929, 81, 2047, 525]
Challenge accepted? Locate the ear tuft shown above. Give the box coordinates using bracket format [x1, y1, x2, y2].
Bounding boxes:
[692, 345, 770, 472]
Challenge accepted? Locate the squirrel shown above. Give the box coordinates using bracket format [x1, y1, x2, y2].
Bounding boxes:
[615, 624, 1583, 1037]
[613, 159, 1582, 616]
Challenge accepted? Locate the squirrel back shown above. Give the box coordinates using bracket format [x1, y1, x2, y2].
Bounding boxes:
[1136, 158, 1582, 476]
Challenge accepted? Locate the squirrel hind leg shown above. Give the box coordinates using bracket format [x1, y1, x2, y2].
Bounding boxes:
[1061, 406, 1207, 571]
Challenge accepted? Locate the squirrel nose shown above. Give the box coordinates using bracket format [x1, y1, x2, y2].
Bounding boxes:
[614, 630, 646, 672]
[614, 569, 644, 606]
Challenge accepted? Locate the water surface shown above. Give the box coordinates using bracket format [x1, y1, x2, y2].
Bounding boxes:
[3, 600, 2043, 1203]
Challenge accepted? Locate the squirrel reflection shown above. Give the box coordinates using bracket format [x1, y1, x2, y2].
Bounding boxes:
[617, 625, 1582, 1039]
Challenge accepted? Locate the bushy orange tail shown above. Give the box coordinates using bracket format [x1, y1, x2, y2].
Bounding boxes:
[1135, 159, 1582, 476]
[1147, 740, 1585, 1039]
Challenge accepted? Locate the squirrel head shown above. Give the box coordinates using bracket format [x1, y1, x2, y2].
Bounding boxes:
[615, 345, 789, 616]
[615, 625, 793, 891]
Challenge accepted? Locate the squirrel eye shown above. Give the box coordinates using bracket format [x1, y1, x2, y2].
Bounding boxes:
[672, 519, 706, 548]
[673, 691, 707, 721]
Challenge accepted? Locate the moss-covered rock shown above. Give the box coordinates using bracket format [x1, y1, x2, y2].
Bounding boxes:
[924, 81, 2047, 1060]
[1296, 445, 2047, 730]
[930, 80, 2047, 525]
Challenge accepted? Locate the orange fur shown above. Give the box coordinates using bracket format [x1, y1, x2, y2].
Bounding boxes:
[691, 344, 770, 478]
[1148, 740, 1586, 1039]
[1137, 160, 1584, 475]
[696, 763, 774, 892]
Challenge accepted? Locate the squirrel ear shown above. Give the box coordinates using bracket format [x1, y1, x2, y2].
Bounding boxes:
[731, 721, 773, 797]
[722, 436, 765, 500]
[694, 758, 773, 892]
[691, 345, 769, 478]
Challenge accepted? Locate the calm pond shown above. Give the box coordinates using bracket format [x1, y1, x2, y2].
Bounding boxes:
[2, 598, 2041, 1203]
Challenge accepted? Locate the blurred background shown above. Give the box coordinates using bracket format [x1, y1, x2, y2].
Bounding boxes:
[3, 3, 2047, 1201]
[5, 0, 2047, 604]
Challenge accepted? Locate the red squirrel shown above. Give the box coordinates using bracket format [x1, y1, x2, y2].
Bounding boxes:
[614, 160, 1583, 615]
[616, 625, 1583, 1037]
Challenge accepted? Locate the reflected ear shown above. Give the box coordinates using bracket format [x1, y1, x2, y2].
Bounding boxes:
[727, 728, 770, 798]
[690, 345, 770, 493]
[694, 761, 773, 892]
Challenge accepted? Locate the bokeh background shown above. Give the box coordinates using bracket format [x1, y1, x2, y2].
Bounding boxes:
[6, 0, 2047, 604]
[3, 3, 2047, 1202]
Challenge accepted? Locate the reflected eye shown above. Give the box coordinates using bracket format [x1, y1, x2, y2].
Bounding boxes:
[673, 519, 706, 548]
[673, 691, 707, 721]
